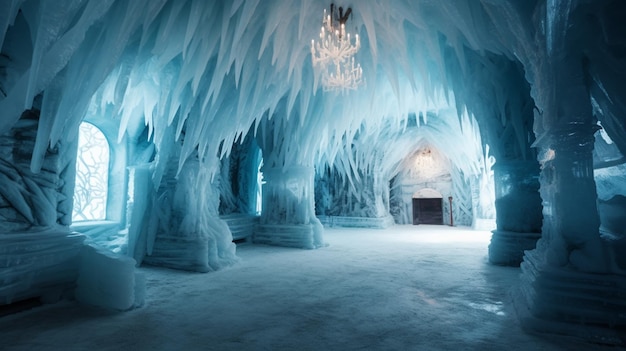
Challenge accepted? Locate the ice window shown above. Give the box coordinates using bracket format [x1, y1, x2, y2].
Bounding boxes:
[72, 122, 110, 222]
[256, 159, 264, 215]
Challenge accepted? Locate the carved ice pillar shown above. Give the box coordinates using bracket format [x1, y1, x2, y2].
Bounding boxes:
[0, 110, 84, 304]
[516, 66, 625, 343]
[136, 150, 238, 272]
[489, 161, 542, 265]
[371, 171, 391, 220]
[254, 166, 324, 249]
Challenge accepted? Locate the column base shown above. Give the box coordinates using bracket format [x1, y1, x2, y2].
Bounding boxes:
[515, 250, 626, 346]
[488, 230, 541, 266]
[143, 236, 213, 272]
[220, 214, 260, 243]
[254, 222, 325, 249]
[318, 215, 395, 229]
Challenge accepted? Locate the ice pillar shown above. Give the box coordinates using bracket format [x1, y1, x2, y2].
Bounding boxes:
[252, 110, 325, 249]
[488, 161, 542, 265]
[254, 165, 324, 248]
[136, 149, 238, 272]
[0, 110, 85, 305]
[516, 56, 625, 343]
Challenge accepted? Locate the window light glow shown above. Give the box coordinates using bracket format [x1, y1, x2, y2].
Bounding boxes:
[72, 122, 110, 222]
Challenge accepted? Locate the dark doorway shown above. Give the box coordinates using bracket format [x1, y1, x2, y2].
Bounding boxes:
[412, 198, 443, 225]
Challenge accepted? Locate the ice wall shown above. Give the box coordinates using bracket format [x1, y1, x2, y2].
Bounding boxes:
[0, 110, 85, 305]
[315, 166, 394, 229]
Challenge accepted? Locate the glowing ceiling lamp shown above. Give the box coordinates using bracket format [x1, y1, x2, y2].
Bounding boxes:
[311, 4, 364, 94]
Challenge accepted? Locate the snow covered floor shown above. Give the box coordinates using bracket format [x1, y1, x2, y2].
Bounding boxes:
[1, 225, 621, 350]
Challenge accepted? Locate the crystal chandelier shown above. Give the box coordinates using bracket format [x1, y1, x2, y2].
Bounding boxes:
[311, 4, 364, 93]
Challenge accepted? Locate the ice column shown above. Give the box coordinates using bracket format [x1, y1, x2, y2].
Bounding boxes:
[252, 111, 325, 249]
[0, 109, 85, 305]
[516, 55, 626, 343]
[138, 148, 238, 272]
[254, 166, 324, 248]
[488, 161, 542, 265]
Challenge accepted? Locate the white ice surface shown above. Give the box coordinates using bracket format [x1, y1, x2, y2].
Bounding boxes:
[1, 226, 617, 351]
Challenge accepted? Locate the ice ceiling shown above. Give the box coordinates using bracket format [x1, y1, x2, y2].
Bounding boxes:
[0, 0, 623, 179]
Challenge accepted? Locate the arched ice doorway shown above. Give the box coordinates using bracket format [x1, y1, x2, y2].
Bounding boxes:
[412, 188, 443, 225]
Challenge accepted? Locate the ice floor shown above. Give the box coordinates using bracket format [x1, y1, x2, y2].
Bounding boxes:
[1, 225, 623, 350]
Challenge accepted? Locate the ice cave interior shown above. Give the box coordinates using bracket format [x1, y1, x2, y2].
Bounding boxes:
[0, 0, 625, 347]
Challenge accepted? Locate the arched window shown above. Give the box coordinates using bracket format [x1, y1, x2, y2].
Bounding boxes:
[72, 122, 110, 222]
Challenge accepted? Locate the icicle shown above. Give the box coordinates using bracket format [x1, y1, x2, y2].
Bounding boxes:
[360, 4, 378, 60]
[28, 73, 62, 173]
[0, 0, 24, 51]
[182, 0, 203, 60]
[24, 0, 83, 110]
[232, 0, 260, 49]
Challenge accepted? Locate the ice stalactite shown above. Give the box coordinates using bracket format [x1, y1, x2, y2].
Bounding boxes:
[1, 0, 505, 182]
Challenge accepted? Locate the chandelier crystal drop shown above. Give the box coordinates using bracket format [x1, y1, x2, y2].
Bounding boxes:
[311, 4, 364, 93]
